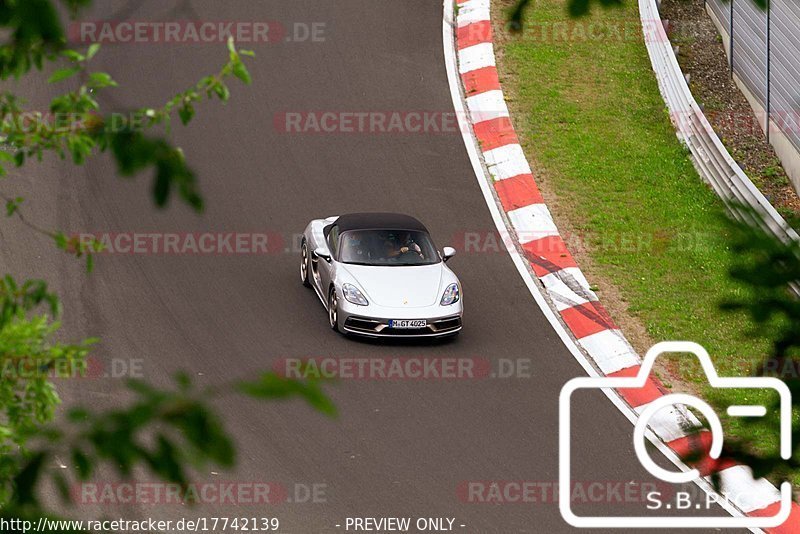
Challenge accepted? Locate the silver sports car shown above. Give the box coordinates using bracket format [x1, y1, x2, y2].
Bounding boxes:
[300, 212, 463, 338]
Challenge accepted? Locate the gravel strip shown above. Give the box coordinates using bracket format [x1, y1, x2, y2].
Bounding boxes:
[660, 0, 800, 220]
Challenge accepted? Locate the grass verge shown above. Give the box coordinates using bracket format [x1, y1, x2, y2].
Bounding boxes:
[490, 0, 789, 472]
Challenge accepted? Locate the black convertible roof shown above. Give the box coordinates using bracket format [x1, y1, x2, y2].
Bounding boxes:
[329, 212, 429, 234]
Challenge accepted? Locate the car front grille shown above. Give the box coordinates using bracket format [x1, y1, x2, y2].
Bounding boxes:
[344, 315, 462, 336]
[345, 317, 383, 333]
[430, 316, 462, 332]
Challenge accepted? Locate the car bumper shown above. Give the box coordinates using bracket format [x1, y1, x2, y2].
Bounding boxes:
[337, 299, 463, 338]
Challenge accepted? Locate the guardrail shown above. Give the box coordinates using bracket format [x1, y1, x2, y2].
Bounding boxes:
[639, 0, 799, 246]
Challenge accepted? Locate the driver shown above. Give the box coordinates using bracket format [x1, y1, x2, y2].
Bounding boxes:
[399, 232, 423, 258]
[383, 233, 422, 259]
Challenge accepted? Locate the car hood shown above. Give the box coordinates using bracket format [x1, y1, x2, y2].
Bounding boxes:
[341, 263, 444, 308]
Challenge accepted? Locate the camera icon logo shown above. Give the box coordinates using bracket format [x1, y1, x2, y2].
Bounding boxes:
[559, 341, 792, 529]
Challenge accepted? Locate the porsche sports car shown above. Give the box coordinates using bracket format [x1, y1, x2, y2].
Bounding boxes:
[300, 212, 463, 338]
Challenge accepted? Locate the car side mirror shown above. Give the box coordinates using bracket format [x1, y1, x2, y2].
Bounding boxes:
[314, 247, 332, 263]
[442, 246, 456, 262]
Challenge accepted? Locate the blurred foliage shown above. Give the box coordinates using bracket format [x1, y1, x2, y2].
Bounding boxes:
[1, 36, 254, 223]
[1, 0, 256, 268]
[0, 276, 85, 505]
[0, 276, 335, 525]
[1, 297, 335, 511]
[508, 0, 765, 32]
[0, 0, 336, 530]
[716, 209, 800, 481]
[507, 0, 623, 31]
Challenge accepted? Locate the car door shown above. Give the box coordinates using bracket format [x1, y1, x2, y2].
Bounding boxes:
[316, 224, 338, 298]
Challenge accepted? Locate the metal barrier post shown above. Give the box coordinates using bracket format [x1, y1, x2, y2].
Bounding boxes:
[730, 0, 735, 77]
[766, 0, 771, 142]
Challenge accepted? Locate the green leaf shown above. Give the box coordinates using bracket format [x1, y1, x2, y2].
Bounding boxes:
[86, 43, 101, 61]
[13, 452, 46, 506]
[5, 196, 23, 217]
[53, 472, 72, 503]
[71, 448, 92, 480]
[5, 274, 18, 291]
[126, 378, 159, 398]
[87, 72, 117, 88]
[238, 373, 337, 417]
[48, 67, 81, 84]
[212, 83, 230, 102]
[6, 197, 23, 217]
[66, 135, 95, 164]
[567, 0, 591, 17]
[232, 62, 251, 85]
[67, 408, 90, 422]
[54, 232, 68, 250]
[33, 51, 45, 71]
[175, 372, 191, 390]
[178, 103, 195, 125]
[147, 435, 185, 484]
[61, 50, 85, 62]
[152, 171, 171, 207]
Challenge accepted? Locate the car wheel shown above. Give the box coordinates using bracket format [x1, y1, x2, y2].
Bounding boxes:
[300, 240, 311, 287]
[328, 286, 339, 332]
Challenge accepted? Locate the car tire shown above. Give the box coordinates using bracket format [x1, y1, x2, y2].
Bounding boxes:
[328, 286, 340, 332]
[300, 240, 311, 287]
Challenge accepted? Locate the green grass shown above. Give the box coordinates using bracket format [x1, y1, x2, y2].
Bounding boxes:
[493, 0, 789, 468]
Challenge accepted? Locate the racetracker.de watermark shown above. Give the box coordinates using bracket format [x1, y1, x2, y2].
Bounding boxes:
[74, 481, 327, 505]
[457, 481, 668, 505]
[493, 19, 714, 43]
[68, 21, 327, 44]
[274, 111, 485, 134]
[273, 356, 532, 380]
[0, 356, 143, 380]
[452, 229, 716, 255]
[76, 232, 285, 255]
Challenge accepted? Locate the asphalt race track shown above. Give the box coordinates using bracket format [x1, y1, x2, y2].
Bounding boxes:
[1, 1, 739, 532]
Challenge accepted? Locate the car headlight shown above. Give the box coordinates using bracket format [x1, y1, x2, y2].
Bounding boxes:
[343, 283, 369, 306]
[440, 283, 460, 305]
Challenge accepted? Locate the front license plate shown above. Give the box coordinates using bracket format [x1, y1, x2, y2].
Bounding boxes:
[389, 319, 427, 329]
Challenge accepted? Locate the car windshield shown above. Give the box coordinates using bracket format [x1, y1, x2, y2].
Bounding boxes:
[339, 229, 440, 266]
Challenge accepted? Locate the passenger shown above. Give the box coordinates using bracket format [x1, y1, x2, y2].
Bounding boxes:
[344, 233, 367, 260]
